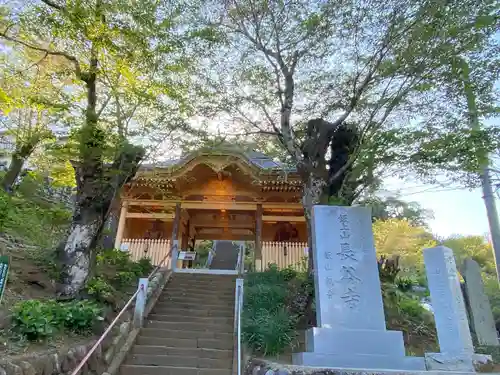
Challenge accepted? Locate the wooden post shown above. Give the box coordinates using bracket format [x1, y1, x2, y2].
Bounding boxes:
[255, 204, 263, 271]
[114, 201, 129, 249]
[171, 203, 181, 270]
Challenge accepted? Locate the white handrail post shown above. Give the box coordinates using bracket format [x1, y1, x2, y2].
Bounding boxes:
[133, 278, 149, 328]
[171, 240, 179, 272]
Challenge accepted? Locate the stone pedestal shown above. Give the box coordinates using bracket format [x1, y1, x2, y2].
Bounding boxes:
[292, 205, 425, 370]
[423, 246, 493, 371]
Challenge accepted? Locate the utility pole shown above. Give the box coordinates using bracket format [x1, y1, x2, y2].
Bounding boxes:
[460, 58, 500, 283]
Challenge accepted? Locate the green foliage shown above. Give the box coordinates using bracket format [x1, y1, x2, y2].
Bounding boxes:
[86, 277, 116, 300]
[243, 265, 311, 355]
[382, 282, 437, 354]
[245, 284, 288, 312]
[0, 182, 71, 253]
[396, 276, 415, 292]
[242, 307, 297, 355]
[11, 300, 57, 341]
[90, 249, 154, 303]
[10, 300, 102, 341]
[373, 218, 437, 272]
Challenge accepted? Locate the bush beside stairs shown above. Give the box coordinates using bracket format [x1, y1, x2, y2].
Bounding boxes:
[120, 273, 237, 375]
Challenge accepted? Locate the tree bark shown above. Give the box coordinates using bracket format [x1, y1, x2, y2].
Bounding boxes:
[56, 146, 144, 298]
[1, 154, 27, 193]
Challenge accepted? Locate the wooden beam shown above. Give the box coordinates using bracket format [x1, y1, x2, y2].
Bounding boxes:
[124, 199, 176, 207]
[181, 202, 257, 210]
[193, 222, 255, 229]
[196, 234, 255, 241]
[125, 212, 174, 219]
[262, 215, 305, 222]
[123, 198, 303, 211]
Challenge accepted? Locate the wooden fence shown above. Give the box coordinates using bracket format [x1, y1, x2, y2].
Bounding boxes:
[120, 238, 172, 267]
[260, 241, 308, 271]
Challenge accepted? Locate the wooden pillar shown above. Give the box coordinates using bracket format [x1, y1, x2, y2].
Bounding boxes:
[255, 204, 263, 271]
[171, 203, 181, 242]
[171, 203, 181, 269]
[114, 201, 129, 249]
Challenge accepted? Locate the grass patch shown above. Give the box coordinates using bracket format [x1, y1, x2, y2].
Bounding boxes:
[242, 264, 313, 356]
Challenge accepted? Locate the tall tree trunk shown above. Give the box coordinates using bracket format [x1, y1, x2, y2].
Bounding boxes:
[56, 40, 145, 297]
[1, 154, 26, 193]
[99, 209, 119, 249]
[56, 147, 144, 298]
[301, 171, 326, 272]
[1, 143, 36, 193]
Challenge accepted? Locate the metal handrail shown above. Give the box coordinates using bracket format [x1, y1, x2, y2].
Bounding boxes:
[234, 280, 244, 375]
[236, 242, 245, 275]
[70, 241, 178, 375]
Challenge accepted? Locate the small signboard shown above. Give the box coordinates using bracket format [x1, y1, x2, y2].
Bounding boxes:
[0, 256, 10, 305]
[178, 251, 196, 261]
[120, 243, 129, 252]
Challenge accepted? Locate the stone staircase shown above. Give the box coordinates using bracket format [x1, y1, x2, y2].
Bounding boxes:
[209, 241, 239, 270]
[120, 273, 236, 375]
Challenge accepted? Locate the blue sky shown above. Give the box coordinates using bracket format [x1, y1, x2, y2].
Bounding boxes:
[386, 181, 493, 238]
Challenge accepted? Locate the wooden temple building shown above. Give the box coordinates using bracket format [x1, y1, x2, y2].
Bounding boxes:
[114, 146, 308, 271]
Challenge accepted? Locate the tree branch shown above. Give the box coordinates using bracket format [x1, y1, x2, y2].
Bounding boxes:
[0, 31, 82, 79]
[40, 0, 65, 10]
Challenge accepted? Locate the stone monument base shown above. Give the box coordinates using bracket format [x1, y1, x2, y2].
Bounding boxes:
[424, 352, 492, 372]
[292, 328, 426, 370]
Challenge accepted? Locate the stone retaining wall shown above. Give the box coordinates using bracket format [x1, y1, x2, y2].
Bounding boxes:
[245, 358, 491, 375]
[0, 269, 170, 375]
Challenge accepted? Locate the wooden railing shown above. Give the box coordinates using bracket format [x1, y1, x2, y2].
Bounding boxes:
[121, 238, 172, 267]
[260, 241, 308, 271]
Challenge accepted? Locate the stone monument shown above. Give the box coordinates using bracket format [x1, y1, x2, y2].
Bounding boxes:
[462, 257, 499, 346]
[423, 246, 492, 371]
[292, 205, 425, 370]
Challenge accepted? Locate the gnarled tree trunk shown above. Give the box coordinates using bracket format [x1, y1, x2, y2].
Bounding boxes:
[56, 145, 144, 298]
[1, 143, 36, 193]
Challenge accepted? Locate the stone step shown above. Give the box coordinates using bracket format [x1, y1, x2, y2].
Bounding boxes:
[140, 328, 233, 341]
[136, 335, 233, 350]
[120, 365, 231, 375]
[147, 314, 233, 325]
[126, 354, 231, 369]
[160, 289, 235, 298]
[153, 300, 234, 310]
[156, 296, 233, 305]
[132, 345, 232, 359]
[151, 306, 233, 318]
[165, 284, 236, 292]
[158, 293, 235, 302]
[145, 320, 233, 333]
[172, 274, 237, 279]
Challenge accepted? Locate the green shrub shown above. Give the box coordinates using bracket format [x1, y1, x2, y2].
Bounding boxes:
[113, 271, 136, 286]
[398, 296, 425, 319]
[62, 301, 102, 333]
[245, 283, 288, 312]
[10, 299, 103, 341]
[137, 257, 154, 275]
[11, 300, 58, 341]
[87, 277, 116, 300]
[396, 276, 414, 292]
[242, 307, 297, 355]
[280, 266, 298, 282]
[246, 264, 286, 287]
[97, 249, 132, 268]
